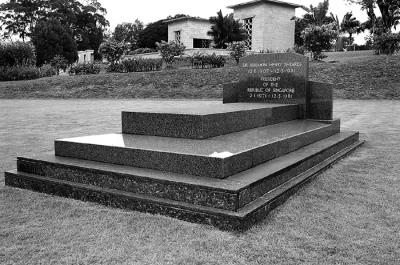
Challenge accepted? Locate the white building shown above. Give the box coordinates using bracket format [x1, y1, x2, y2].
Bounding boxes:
[166, 0, 301, 52]
[165, 17, 213, 49]
[77, 50, 94, 64]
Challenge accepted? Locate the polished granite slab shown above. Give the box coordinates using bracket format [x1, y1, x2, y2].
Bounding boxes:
[122, 102, 299, 139]
[55, 120, 340, 178]
[17, 131, 359, 211]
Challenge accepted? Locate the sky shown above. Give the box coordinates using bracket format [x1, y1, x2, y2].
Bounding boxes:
[98, 0, 371, 44]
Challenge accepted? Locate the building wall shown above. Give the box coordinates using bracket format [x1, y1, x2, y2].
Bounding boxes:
[233, 3, 266, 51]
[233, 3, 295, 51]
[77, 50, 94, 64]
[263, 3, 295, 51]
[168, 20, 213, 49]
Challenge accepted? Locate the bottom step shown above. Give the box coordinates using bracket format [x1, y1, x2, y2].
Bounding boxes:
[5, 139, 364, 231]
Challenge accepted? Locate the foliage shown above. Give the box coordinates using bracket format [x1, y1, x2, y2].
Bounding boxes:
[129, 48, 157, 55]
[294, 0, 334, 46]
[50, 55, 68, 74]
[69, 62, 101, 75]
[113, 20, 144, 51]
[188, 53, 226, 69]
[31, 19, 78, 66]
[302, 23, 338, 60]
[207, 10, 246, 49]
[137, 20, 167, 49]
[346, 0, 400, 33]
[372, 32, 400, 54]
[0, 0, 109, 59]
[0, 41, 36, 67]
[156, 40, 185, 67]
[106, 58, 162, 73]
[341, 12, 361, 46]
[98, 40, 128, 64]
[39, 64, 57, 77]
[0, 65, 41, 81]
[226, 41, 246, 64]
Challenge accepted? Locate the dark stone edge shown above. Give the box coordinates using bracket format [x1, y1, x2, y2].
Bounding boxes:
[238, 131, 359, 208]
[4, 139, 364, 231]
[16, 158, 239, 211]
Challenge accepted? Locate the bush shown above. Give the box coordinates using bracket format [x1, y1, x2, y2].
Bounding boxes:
[106, 58, 162, 73]
[227, 41, 246, 64]
[50, 55, 68, 74]
[39, 64, 57, 77]
[373, 33, 400, 55]
[0, 65, 41, 81]
[302, 23, 338, 60]
[129, 48, 157, 55]
[69, 62, 101, 75]
[188, 53, 226, 69]
[156, 41, 185, 68]
[98, 40, 128, 65]
[0, 42, 36, 67]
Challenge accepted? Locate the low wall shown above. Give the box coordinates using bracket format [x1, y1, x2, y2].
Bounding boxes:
[123, 48, 231, 60]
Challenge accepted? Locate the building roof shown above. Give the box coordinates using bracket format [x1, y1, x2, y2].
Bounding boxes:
[227, 0, 302, 9]
[164, 17, 209, 24]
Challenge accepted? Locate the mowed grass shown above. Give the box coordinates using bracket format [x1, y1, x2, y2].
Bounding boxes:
[0, 51, 399, 100]
[1, 99, 400, 264]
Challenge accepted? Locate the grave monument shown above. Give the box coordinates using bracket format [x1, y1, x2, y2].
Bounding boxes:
[5, 53, 363, 231]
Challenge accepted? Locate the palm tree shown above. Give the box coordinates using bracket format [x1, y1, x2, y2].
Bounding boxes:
[207, 10, 245, 49]
[341, 12, 361, 50]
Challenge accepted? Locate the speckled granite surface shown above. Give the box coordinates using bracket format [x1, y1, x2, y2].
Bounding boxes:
[54, 120, 340, 179]
[122, 102, 299, 139]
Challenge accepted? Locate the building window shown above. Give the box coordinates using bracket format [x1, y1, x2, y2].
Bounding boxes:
[175, 31, 181, 43]
[243, 17, 253, 50]
[193, 38, 211, 48]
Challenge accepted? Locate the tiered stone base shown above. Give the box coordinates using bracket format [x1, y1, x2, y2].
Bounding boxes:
[4, 102, 363, 230]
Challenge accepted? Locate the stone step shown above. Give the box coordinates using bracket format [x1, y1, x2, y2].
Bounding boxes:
[18, 131, 358, 211]
[121, 102, 299, 139]
[55, 119, 340, 179]
[5, 137, 364, 231]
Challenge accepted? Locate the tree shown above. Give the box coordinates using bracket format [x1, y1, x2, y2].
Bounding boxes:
[31, 19, 78, 66]
[113, 20, 144, 50]
[137, 14, 189, 49]
[294, 0, 334, 47]
[227, 41, 246, 64]
[207, 10, 246, 49]
[156, 40, 185, 68]
[137, 20, 168, 49]
[302, 23, 338, 60]
[98, 40, 127, 65]
[341, 12, 361, 47]
[0, 0, 109, 58]
[346, 0, 400, 33]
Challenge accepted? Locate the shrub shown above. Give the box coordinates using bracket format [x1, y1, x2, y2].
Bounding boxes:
[0, 42, 36, 67]
[188, 53, 226, 69]
[106, 58, 162, 73]
[39, 64, 57, 77]
[373, 33, 400, 55]
[156, 41, 185, 68]
[227, 41, 246, 64]
[302, 23, 338, 60]
[69, 62, 101, 75]
[129, 48, 157, 55]
[98, 40, 128, 65]
[50, 55, 68, 74]
[0, 65, 41, 81]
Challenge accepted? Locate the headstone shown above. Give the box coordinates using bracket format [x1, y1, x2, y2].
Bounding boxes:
[237, 53, 309, 117]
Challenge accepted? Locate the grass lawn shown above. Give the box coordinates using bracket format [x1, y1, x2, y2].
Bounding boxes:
[0, 51, 399, 100]
[1, 99, 400, 264]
